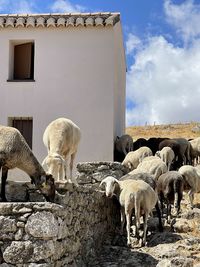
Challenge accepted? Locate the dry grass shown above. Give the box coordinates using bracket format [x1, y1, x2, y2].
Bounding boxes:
[126, 122, 200, 140]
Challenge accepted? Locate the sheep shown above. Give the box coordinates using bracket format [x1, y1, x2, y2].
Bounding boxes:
[114, 134, 133, 162]
[99, 176, 158, 246]
[159, 139, 183, 169]
[119, 172, 163, 232]
[155, 147, 175, 171]
[146, 137, 169, 155]
[133, 138, 148, 150]
[173, 138, 192, 165]
[157, 171, 184, 223]
[42, 118, 81, 184]
[178, 165, 200, 209]
[189, 137, 200, 165]
[131, 157, 167, 180]
[0, 125, 55, 202]
[122, 146, 153, 171]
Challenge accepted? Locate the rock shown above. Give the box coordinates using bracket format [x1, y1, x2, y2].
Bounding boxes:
[3, 241, 33, 264]
[0, 216, 17, 234]
[25, 212, 59, 239]
[173, 219, 193, 233]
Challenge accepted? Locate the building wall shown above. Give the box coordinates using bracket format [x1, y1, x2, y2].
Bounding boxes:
[0, 24, 125, 180]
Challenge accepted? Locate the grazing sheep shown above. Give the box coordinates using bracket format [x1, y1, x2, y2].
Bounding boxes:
[159, 139, 183, 169]
[173, 138, 192, 165]
[100, 176, 157, 246]
[157, 171, 184, 222]
[122, 146, 153, 171]
[156, 147, 175, 171]
[119, 172, 163, 232]
[132, 157, 167, 180]
[146, 137, 169, 155]
[189, 137, 200, 165]
[133, 138, 148, 150]
[114, 134, 133, 162]
[42, 118, 81, 184]
[0, 125, 55, 202]
[178, 165, 200, 208]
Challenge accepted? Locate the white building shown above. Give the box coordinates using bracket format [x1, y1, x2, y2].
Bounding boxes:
[0, 13, 126, 180]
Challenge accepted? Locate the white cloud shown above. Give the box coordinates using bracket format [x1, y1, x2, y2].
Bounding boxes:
[164, 0, 200, 44]
[126, 35, 200, 126]
[126, 0, 200, 126]
[50, 0, 86, 13]
[126, 33, 142, 55]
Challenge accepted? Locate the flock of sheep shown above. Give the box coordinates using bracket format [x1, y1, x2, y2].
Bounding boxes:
[0, 117, 81, 202]
[99, 134, 200, 247]
[1, 119, 200, 248]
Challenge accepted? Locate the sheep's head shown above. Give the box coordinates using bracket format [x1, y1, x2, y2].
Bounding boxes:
[39, 174, 56, 202]
[42, 154, 65, 180]
[99, 176, 119, 198]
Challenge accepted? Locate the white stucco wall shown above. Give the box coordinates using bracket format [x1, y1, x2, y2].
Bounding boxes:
[0, 23, 126, 180]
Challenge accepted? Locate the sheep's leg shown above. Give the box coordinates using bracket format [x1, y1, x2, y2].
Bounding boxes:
[166, 200, 171, 223]
[159, 193, 165, 217]
[188, 189, 194, 209]
[155, 201, 163, 232]
[142, 212, 148, 246]
[1, 166, 8, 202]
[70, 152, 78, 185]
[120, 207, 125, 235]
[135, 204, 140, 240]
[125, 211, 131, 246]
[176, 192, 182, 215]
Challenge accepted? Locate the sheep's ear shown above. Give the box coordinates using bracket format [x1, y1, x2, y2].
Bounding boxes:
[99, 180, 105, 188]
[113, 178, 119, 185]
[128, 162, 132, 170]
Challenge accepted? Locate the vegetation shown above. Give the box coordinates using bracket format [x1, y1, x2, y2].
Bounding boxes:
[126, 122, 200, 140]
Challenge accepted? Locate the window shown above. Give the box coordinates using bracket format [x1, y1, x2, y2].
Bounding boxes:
[8, 41, 35, 81]
[8, 117, 33, 149]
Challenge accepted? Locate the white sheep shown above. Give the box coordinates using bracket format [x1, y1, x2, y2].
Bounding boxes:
[42, 118, 81, 184]
[155, 147, 175, 171]
[122, 146, 153, 171]
[0, 125, 55, 202]
[100, 176, 157, 246]
[178, 165, 200, 208]
[189, 137, 200, 165]
[131, 157, 167, 180]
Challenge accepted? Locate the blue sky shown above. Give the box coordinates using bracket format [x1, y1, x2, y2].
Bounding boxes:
[1, 0, 200, 126]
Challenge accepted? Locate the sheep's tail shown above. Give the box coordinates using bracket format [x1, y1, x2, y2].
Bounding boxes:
[173, 178, 182, 210]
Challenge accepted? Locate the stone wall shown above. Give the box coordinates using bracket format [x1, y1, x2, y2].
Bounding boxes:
[0, 162, 126, 266]
[76, 161, 128, 185]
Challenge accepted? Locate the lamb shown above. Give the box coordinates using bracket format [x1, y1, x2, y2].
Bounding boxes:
[114, 134, 133, 162]
[131, 157, 167, 180]
[157, 171, 184, 222]
[155, 147, 175, 171]
[0, 125, 55, 202]
[100, 176, 158, 246]
[122, 146, 153, 171]
[119, 172, 163, 232]
[42, 118, 81, 184]
[178, 165, 200, 208]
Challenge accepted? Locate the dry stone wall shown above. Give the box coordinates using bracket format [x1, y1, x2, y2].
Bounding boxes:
[0, 162, 126, 267]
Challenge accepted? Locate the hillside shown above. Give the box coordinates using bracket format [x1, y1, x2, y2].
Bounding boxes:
[126, 122, 200, 140]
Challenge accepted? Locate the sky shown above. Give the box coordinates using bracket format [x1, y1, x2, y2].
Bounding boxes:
[1, 0, 200, 126]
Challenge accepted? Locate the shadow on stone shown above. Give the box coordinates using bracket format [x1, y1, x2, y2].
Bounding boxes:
[147, 231, 182, 247]
[88, 245, 159, 267]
